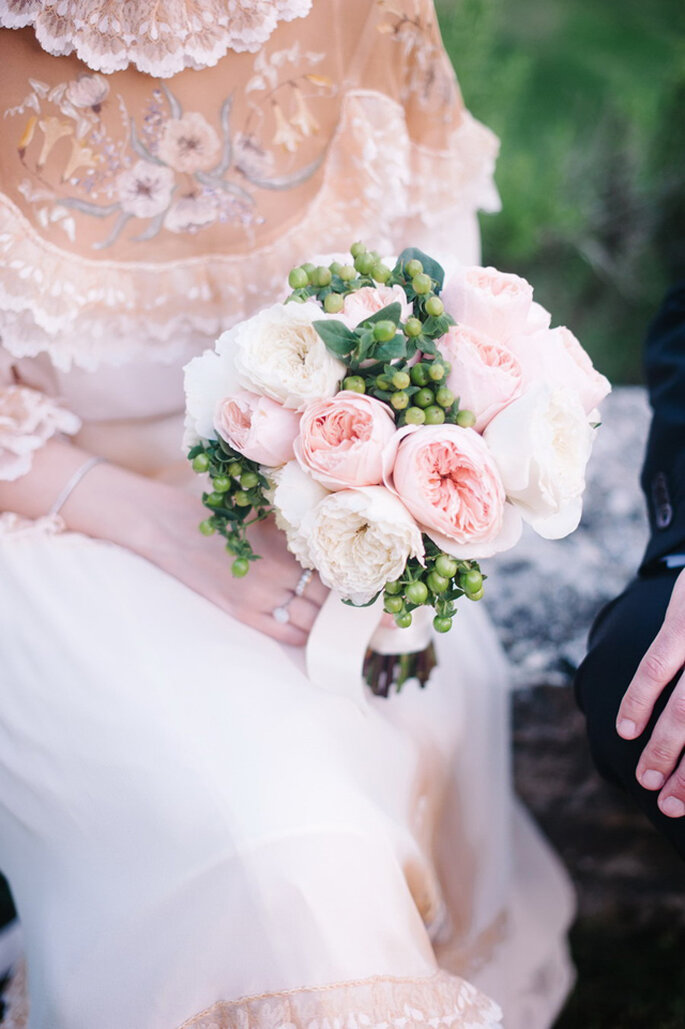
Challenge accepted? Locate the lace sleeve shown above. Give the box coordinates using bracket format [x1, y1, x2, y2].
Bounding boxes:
[0, 350, 81, 481]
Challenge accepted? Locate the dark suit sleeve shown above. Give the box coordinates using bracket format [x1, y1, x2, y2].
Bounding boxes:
[640, 282, 685, 570]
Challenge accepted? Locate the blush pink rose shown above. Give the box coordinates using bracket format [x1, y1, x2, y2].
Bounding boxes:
[507, 326, 611, 414]
[439, 324, 523, 432]
[383, 425, 522, 559]
[214, 390, 300, 467]
[340, 284, 412, 329]
[295, 390, 396, 490]
[441, 266, 534, 344]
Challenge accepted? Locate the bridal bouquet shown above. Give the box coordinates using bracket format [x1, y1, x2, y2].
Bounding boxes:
[184, 245, 609, 691]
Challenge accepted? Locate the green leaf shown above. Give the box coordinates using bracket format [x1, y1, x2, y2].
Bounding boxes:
[375, 335, 407, 361]
[422, 314, 451, 337]
[356, 301, 402, 328]
[313, 319, 357, 356]
[395, 248, 445, 290]
[418, 336, 438, 356]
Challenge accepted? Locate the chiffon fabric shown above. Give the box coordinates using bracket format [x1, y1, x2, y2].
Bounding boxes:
[0, 3, 574, 1027]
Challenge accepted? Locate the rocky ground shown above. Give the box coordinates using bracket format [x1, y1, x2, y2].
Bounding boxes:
[499, 389, 685, 1026]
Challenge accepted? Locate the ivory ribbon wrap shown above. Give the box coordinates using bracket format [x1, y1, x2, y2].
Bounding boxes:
[305, 593, 433, 702]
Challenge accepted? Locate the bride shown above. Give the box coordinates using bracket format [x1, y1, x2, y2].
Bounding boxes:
[0, 1, 574, 1027]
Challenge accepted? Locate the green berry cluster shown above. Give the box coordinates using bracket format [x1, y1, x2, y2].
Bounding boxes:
[383, 539, 485, 633]
[287, 245, 393, 309]
[188, 441, 271, 578]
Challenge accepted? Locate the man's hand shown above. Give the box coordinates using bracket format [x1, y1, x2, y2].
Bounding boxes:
[616, 568, 685, 817]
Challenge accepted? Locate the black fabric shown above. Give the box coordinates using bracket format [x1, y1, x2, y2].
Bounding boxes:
[575, 282, 685, 859]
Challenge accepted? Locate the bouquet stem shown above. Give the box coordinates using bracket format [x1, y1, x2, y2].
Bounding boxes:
[363, 644, 437, 698]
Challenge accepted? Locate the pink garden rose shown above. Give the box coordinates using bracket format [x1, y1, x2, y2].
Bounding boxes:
[214, 390, 300, 467]
[439, 324, 523, 432]
[340, 285, 412, 329]
[295, 390, 396, 490]
[383, 425, 522, 559]
[441, 266, 535, 344]
[507, 326, 611, 414]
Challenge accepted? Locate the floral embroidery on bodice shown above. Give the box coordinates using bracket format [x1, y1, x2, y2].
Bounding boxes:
[0, 0, 314, 77]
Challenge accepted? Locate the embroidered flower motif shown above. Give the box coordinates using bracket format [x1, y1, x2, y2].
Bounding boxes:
[37, 116, 72, 167]
[116, 160, 175, 218]
[271, 101, 300, 152]
[17, 116, 38, 159]
[62, 138, 100, 181]
[290, 87, 319, 137]
[157, 112, 221, 173]
[233, 133, 275, 178]
[66, 74, 109, 113]
[164, 192, 217, 233]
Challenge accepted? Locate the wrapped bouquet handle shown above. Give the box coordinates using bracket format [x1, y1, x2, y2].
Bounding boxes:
[306, 591, 384, 706]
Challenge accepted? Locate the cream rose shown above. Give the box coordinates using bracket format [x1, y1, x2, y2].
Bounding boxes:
[301, 486, 424, 605]
[384, 425, 522, 559]
[216, 302, 345, 411]
[439, 324, 523, 432]
[483, 383, 595, 539]
[507, 326, 611, 414]
[340, 285, 412, 329]
[295, 391, 396, 490]
[441, 266, 535, 343]
[267, 460, 330, 568]
[214, 391, 301, 468]
[182, 347, 241, 449]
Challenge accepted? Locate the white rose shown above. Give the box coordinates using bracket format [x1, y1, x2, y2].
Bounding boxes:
[301, 486, 424, 605]
[268, 460, 330, 568]
[182, 347, 241, 450]
[483, 384, 595, 539]
[217, 302, 345, 411]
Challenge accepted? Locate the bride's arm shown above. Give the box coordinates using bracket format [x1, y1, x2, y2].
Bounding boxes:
[0, 438, 326, 645]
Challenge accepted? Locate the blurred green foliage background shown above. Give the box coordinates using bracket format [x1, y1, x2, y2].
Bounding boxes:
[437, 0, 685, 384]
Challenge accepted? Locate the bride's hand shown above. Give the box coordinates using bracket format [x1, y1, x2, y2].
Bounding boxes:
[148, 492, 329, 646]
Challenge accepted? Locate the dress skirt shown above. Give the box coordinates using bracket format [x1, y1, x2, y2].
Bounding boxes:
[0, 528, 575, 1029]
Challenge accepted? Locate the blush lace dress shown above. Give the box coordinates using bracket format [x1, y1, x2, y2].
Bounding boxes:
[0, 2, 575, 1027]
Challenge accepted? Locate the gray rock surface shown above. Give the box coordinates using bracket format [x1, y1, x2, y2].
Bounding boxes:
[482, 387, 652, 687]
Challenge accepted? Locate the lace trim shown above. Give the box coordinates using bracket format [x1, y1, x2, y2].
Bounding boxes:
[0, 384, 81, 480]
[0, 961, 502, 1029]
[0, 0, 313, 77]
[0, 92, 499, 372]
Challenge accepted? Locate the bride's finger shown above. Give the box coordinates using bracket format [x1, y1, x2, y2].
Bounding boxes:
[287, 596, 323, 634]
[304, 574, 328, 607]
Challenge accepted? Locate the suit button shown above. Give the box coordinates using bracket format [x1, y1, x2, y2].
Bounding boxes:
[652, 471, 673, 529]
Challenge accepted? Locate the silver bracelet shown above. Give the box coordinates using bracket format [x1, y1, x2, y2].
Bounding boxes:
[49, 456, 107, 517]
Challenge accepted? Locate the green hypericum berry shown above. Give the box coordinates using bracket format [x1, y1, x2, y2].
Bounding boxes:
[324, 293, 344, 314]
[385, 580, 403, 595]
[395, 611, 413, 628]
[391, 370, 410, 389]
[466, 586, 484, 602]
[350, 241, 366, 258]
[228, 461, 243, 477]
[436, 387, 455, 408]
[288, 267, 309, 289]
[460, 569, 484, 594]
[405, 406, 426, 425]
[302, 262, 316, 277]
[192, 453, 210, 473]
[405, 580, 429, 605]
[425, 295, 444, 317]
[390, 391, 409, 410]
[405, 317, 423, 337]
[411, 363, 429, 386]
[198, 519, 215, 536]
[343, 375, 366, 394]
[427, 571, 449, 593]
[415, 388, 435, 408]
[314, 265, 332, 287]
[372, 263, 391, 283]
[354, 253, 376, 275]
[424, 405, 446, 425]
[456, 409, 477, 428]
[412, 273, 432, 295]
[384, 595, 404, 614]
[339, 264, 356, 281]
[207, 491, 224, 506]
[240, 471, 259, 490]
[428, 362, 446, 382]
[375, 375, 392, 390]
[405, 258, 423, 278]
[435, 554, 458, 579]
[329, 261, 343, 276]
[433, 615, 453, 633]
[373, 320, 397, 343]
[231, 558, 250, 578]
[212, 474, 231, 492]
[233, 490, 251, 507]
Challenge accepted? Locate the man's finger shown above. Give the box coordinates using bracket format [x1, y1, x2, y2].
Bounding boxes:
[658, 753, 685, 819]
[635, 676, 685, 791]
